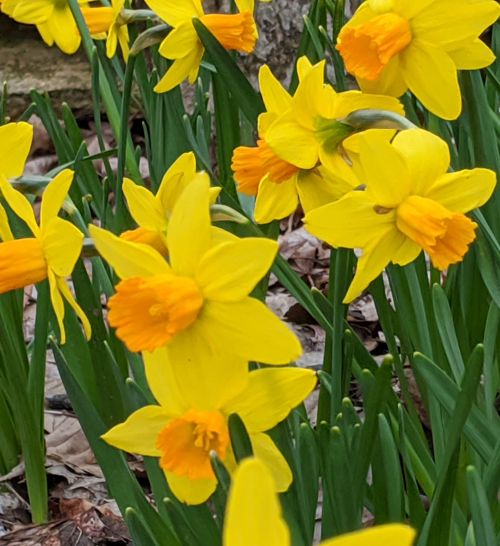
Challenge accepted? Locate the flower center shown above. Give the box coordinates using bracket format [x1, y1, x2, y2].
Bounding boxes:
[337, 13, 412, 80]
[0, 238, 48, 293]
[201, 12, 257, 53]
[396, 195, 477, 270]
[120, 227, 168, 256]
[156, 409, 229, 480]
[81, 7, 116, 35]
[231, 139, 300, 195]
[108, 275, 204, 352]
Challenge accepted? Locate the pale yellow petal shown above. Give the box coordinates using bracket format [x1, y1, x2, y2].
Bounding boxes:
[448, 39, 496, 70]
[0, 122, 33, 179]
[224, 458, 290, 546]
[89, 224, 171, 278]
[101, 405, 169, 456]
[251, 433, 292, 492]
[259, 64, 291, 114]
[40, 169, 74, 228]
[122, 178, 166, 231]
[196, 237, 278, 301]
[321, 524, 416, 546]
[226, 367, 316, 433]
[165, 471, 217, 505]
[42, 217, 83, 277]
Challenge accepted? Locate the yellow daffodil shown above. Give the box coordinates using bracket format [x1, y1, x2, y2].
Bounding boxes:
[102, 351, 316, 504]
[144, 0, 259, 93]
[305, 128, 497, 303]
[81, 0, 129, 60]
[232, 59, 359, 224]
[0, 170, 91, 343]
[224, 457, 416, 546]
[264, 59, 404, 174]
[120, 152, 220, 254]
[336, 0, 500, 120]
[1, 0, 84, 54]
[89, 175, 301, 363]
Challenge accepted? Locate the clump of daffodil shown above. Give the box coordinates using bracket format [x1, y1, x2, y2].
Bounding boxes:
[264, 58, 404, 175]
[0, 164, 90, 342]
[81, 0, 129, 59]
[1, 0, 84, 54]
[120, 152, 220, 255]
[225, 458, 416, 546]
[232, 58, 360, 224]
[336, 0, 500, 120]
[305, 128, 497, 303]
[144, 0, 262, 93]
[89, 175, 301, 364]
[102, 350, 316, 504]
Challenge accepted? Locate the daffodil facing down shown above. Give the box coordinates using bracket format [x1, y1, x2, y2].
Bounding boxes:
[144, 0, 259, 93]
[232, 59, 359, 224]
[224, 458, 416, 546]
[336, 0, 500, 120]
[305, 128, 497, 302]
[89, 175, 301, 363]
[264, 59, 404, 175]
[81, 0, 129, 59]
[102, 351, 316, 504]
[0, 170, 91, 343]
[1, 0, 83, 54]
[120, 152, 220, 254]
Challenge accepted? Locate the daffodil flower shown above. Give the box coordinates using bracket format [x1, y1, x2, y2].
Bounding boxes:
[102, 351, 316, 504]
[1, 0, 84, 54]
[232, 58, 360, 224]
[89, 175, 301, 363]
[224, 458, 416, 546]
[144, 0, 259, 93]
[264, 59, 404, 174]
[305, 128, 497, 303]
[336, 0, 500, 120]
[120, 152, 220, 254]
[81, 0, 129, 60]
[0, 170, 91, 343]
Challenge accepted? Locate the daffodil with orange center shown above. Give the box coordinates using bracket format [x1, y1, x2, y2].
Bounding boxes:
[1, 0, 85, 54]
[264, 59, 404, 175]
[81, 0, 129, 59]
[224, 458, 416, 546]
[305, 128, 496, 302]
[102, 351, 316, 504]
[89, 175, 301, 363]
[119, 152, 220, 255]
[144, 0, 262, 93]
[232, 58, 359, 224]
[336, 0, 500, 120]
[0, 125, 90, 342]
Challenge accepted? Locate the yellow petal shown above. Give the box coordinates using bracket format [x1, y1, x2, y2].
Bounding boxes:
[144, 347, 249, 413]
[254, 175, 299, 224]
[122, 178, 166, 231]
[48, 269, 66, 344]
[235, 0, 255, 12]
[0, 177, 39, 236]
[156, 152, 197, 213]
[154, 48, 203, 93]
[144, 0, 203, 25]
[448, 39, 496, 70]
[167, 175, 211, 276]
[425, 168, 496, 213]
[89, 224, 171, 278]
[357, 56, 407, 97]
[391, 129, 450, 195]
[227, 367, 316, 433]
[101, 405, 169, 457]
[40, 169, 74, 228]
[0, 204, 13, 241]
[42, 217, 83, 277]
[305, 191, 396, 249]
[401, 40, 461, 120]
[332, 90, 404, 119]
[291, 60, 329, 125]
[46, 6, 81, 55]
[259, 64, 292, 114]
[165, 471, 217, 505]
[296, 55, 313, 81]
[0, 122, 33, 179]
[159, 21, 199, 59]
[224, 458, 290, 546]
[196, 237, 278, 300]
[56, 277, 92, 340]
[250, 433, 292, 492]
[343, 228, 406, 303]
[199, 298, 302, 365]
[391, 237, 421, 267]
[320, 524, 416, 546]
